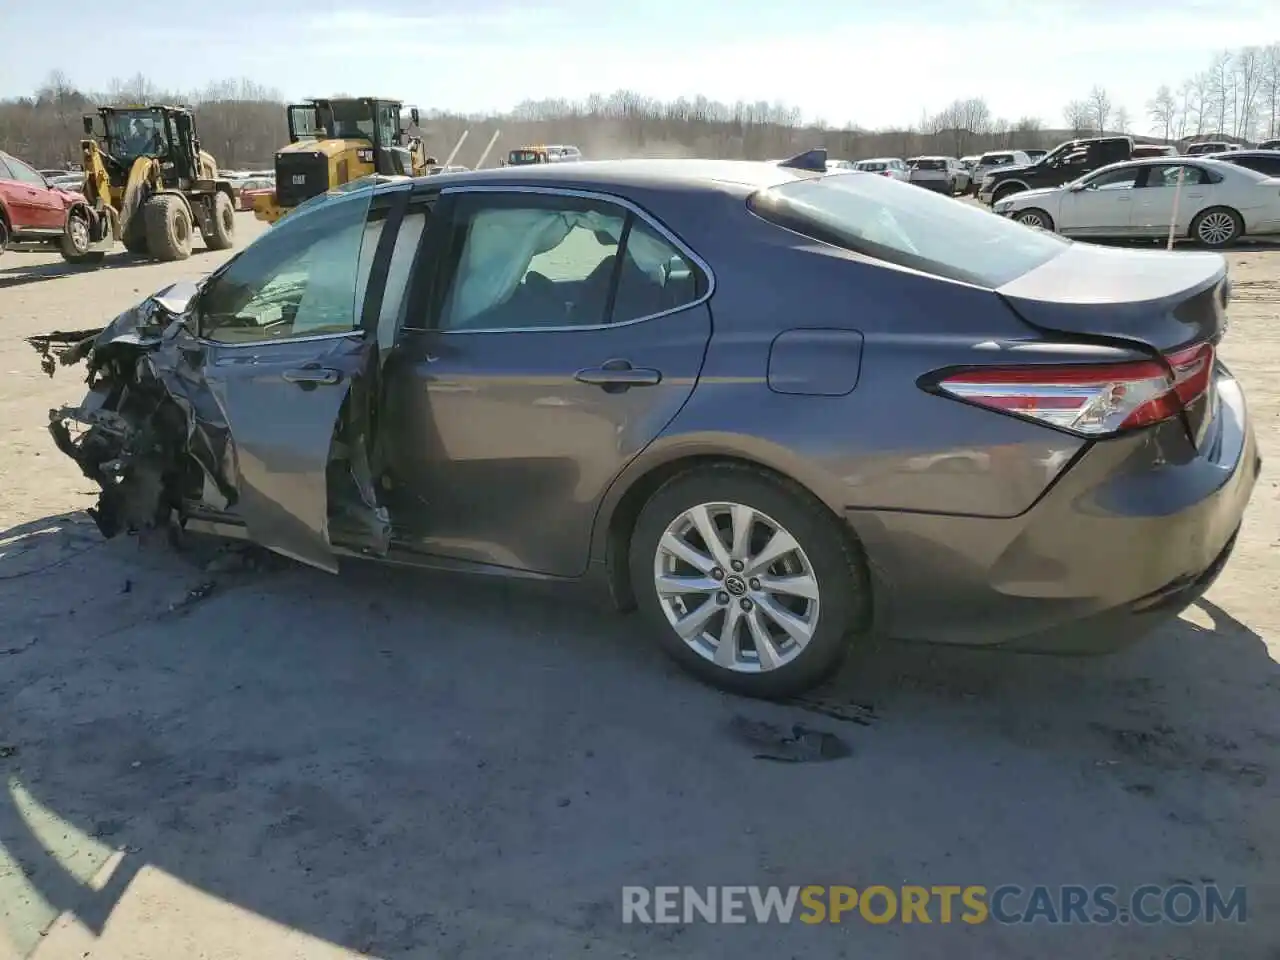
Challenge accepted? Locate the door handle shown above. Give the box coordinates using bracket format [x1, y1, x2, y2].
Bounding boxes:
[282, 366, 342, 386]
[574, 359, 662, 391]
[1115, 196, 1131, 202]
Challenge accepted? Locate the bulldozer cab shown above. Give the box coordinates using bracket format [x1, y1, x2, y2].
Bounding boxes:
[85, 106, 204, 186]
[286, 97, 419, 176]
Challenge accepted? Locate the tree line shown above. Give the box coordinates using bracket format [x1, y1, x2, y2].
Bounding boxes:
[2, 45, 1277, 173]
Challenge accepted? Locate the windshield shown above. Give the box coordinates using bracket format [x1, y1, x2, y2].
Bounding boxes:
[748, 173, 1067, 288]
[317, 101, 375, 140]
[103, 110, 168, 160]
[508, 150, 543, 165]
[980, 154, 1016, 166]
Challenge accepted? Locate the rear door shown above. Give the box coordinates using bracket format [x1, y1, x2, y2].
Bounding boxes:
[379, 185, 713, 577]
[1, 155, 59, 230]
[192, 185, 407, 571]
[1130, 162, 1213, 236]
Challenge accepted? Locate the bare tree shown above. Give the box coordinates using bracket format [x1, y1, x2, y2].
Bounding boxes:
[1206, 51, 1233, 135]
[1148, 85, 1177, 141]
[1063, 99, 1092, 135]
[1263, 43, 1280, 139]
[1233, 47, 1264, 139]
[1113, 106, 1132, 134]
[1088, 86, 1113, 133]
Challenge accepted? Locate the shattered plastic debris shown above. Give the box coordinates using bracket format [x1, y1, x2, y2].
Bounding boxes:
[727, 715, 853, 763]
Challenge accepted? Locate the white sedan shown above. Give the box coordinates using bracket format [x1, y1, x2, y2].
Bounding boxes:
[853, 158, 911, 181]
[992, 157, 1280, 248]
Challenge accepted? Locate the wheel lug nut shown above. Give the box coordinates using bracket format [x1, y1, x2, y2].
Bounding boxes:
[716, 592, 729, 604]
[731, 560, 744, 572]
[711, 567, 724, 580]
[739, 598, 753, 612]
[749, 578, 761, 590]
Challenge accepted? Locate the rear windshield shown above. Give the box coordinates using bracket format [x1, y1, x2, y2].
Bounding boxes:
[508, 150, 541, 163]
[980, 154, 1015, 165]
[748, 173, 1067, 288]
[856, 161, 886, 171]
[909, 159, 947, 170]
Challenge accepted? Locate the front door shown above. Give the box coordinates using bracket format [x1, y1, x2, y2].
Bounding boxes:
[1059, 166, 1140, 236]
[1130, 162, 1212, 236]
[380, 186, 713, 577]
[191, 185, 406, 571]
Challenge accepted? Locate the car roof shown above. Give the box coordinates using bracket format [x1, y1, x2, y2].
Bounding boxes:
[398, 158, 811, 192]
[857, 157, 899, 163]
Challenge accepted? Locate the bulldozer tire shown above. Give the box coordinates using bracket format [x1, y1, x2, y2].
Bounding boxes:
[144, 194, 193, 261]
[204, 192, 236, 251]
[60, 211, 105, 264]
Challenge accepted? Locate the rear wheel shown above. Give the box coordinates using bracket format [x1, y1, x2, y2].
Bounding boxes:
[0, 216, 9, 255]
[204, 192, 236, 251]
[1191, 207, 1242, 248]
[1015, 208, 1055, 232]
[59, 211, 105, 264]
[144, 194, 193, 261]
[629, 464, 870, 699]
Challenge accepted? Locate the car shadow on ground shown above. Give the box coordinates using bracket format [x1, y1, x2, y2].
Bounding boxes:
[0, 513, 1276, 958]
[0, 245, 226, 290]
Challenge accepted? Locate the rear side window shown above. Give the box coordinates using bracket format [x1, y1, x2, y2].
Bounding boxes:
[748, 174, 1067, 288]
[1230, 155, 1280, 176]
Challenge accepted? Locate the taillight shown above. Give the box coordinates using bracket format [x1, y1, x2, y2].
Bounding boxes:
[931, 343, 1214, 436]
[881, 170, 893, 176]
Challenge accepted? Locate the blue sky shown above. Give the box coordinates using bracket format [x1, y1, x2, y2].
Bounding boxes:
[1, 0, 1276, 130]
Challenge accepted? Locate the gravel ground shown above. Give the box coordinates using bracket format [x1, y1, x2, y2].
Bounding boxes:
[1, 213, 1278, 959]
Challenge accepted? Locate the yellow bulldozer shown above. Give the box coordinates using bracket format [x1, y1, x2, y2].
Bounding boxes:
[65, 105, 237, 264]
[254, 97, 434, 223]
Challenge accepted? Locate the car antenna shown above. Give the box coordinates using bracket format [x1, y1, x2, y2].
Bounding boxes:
[778, 147, 827, 172]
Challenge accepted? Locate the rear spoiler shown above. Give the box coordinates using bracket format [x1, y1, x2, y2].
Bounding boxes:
[778, 147, 827, 172]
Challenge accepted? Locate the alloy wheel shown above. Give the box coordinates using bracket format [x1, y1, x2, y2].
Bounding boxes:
[68, 215, 89, 253]
[653, 501, 820, 673]
[1197, 211, 1236, 246]
[1017, 211, 1047, 230]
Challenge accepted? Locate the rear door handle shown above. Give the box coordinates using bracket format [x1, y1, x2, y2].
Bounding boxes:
[282, 366, 342, 386]
[575, 359, 662, 391]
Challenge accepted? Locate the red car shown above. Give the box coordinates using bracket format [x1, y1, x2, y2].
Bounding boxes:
[0, 150, 86, 254]
[236, 178, 275, 212]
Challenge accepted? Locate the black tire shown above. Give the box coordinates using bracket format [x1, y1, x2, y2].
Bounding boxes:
[1189, 206, 1243, 248]
[992, 183, 1025, 204]
[122, 219, 148, 255]
[59, 211, 105, 264]
[143, 194, 193, 261]
[628, 463, 870, 699]
[1015, 208, 1055, 232]
[204, 191, 236, 251]
[0, 215, 9, 255]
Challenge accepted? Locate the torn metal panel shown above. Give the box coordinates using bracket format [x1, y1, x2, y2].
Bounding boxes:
[26, 282, 389, 572]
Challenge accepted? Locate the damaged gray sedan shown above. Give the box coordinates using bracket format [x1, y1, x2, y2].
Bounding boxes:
[29, 160, 1260, 699]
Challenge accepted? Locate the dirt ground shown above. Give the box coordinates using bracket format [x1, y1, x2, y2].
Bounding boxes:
[1, 214, 1278, 959]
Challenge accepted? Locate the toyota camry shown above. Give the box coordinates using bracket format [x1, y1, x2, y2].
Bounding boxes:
[29, 151, 1260, 699]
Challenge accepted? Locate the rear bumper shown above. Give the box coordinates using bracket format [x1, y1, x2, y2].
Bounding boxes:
[848, 370, 1260, 652]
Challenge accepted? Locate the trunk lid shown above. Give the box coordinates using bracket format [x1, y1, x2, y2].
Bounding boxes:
[997, 242, 1230, 447]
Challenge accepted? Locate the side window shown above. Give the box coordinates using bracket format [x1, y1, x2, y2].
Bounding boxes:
[6, 156, 46, 186]
[0, 156, 12, 180]
[434, 192, 704, 331]
[612, 219, 703, 324]
[437, 193, 628, 331]
[377, 105, 398, 147]
[1144, 164, 1210, 187]
[199, 192, 376, 344]
[1236, 156, 1280, 176]
[1084, 167, 1139, 190]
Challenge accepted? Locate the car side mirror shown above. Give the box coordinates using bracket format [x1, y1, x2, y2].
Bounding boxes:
[1069, 181, 1086, 192]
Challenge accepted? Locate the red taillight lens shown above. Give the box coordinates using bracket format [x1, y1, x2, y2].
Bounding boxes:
[932, 343, 1215, 436]
[881, 170, 893, 176]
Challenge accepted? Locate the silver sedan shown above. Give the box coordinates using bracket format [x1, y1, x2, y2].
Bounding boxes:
[992, 157, 1280, 248]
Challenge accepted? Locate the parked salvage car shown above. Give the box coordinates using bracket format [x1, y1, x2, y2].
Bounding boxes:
[905, 156, 959, 193]
[853, 157, 910, 181]
[0, 150, 89, 257]
[28, 158, 1259, 698]
[992, 156, 1280, 247]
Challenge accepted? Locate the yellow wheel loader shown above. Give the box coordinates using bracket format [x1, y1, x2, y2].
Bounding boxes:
[64, 105, 237, 264]
[254, 97, 435, 224]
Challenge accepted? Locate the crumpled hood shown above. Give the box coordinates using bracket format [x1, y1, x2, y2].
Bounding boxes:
[26, 282, 238, 537]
